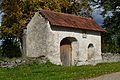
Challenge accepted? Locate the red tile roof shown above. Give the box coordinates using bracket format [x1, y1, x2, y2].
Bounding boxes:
[39, 10, 106, 32]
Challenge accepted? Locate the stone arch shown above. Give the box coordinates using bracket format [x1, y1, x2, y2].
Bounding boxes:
[60, 37, 78, 66]
[87, 43, 95, 61]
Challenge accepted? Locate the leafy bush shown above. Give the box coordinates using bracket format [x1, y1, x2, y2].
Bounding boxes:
[0, 38, 22, 58]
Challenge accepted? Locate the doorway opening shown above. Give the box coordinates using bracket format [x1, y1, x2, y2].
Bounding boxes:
[60, 37, 78, 66]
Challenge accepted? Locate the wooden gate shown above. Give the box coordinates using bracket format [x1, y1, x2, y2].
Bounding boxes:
[60, 39, 72, 66]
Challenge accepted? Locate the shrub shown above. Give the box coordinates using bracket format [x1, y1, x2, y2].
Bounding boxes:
[0, 38, 22, 58]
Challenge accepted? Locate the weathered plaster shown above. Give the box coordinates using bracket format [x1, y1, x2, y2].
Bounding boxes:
[25, 12, 102, 66]
[47, 26, 102, 65]
[26, 12, 48, 57]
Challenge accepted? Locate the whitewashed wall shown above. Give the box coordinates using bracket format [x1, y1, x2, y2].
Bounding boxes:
[25, 12, 102, 65]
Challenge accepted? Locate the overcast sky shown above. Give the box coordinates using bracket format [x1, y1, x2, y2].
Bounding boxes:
[0, 14, 1, 26]
[92, 8, 104, 25]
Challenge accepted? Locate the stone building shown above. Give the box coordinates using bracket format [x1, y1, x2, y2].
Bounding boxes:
[23, 10, 106, 66]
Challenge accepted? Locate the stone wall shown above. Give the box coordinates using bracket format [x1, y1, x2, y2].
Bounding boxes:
[0, 59, 25, 68]
[75, 53, 120, 66]
[102, 53, 120, 62]
[0, 57, 48, 68]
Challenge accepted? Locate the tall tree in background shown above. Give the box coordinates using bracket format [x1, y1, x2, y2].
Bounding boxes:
[0, 0, 92, 57]
[0, 0, 92, 38]
[92, 0, 120, 53]
[62, 0, 92, 16]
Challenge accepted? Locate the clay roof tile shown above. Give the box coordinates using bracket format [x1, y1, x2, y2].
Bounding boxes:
[39, 10, 106, 32]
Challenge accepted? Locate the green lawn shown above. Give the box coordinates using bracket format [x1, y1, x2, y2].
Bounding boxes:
[0, 62, 120, 80]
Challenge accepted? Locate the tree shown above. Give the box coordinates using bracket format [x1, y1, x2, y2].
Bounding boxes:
[91, 0, 120, 53]
[0, 0, 92, 57]
[62, 0, 92, 17]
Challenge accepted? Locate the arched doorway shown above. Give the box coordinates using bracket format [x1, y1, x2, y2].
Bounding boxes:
[60, 38, 72, 66]
[60, 37, 78, 66]
[88, 43, 95, 60]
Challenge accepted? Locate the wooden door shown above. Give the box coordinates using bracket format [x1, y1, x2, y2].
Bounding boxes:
[60, 41, 72, 66]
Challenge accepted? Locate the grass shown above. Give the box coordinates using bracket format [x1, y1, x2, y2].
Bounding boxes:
[0, 62, 120, 80]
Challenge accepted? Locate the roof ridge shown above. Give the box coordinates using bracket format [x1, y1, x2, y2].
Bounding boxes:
[38, 9, 106, 32]
[39, 10, 91, 20]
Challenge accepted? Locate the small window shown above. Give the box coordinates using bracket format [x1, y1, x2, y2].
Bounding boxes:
[82, 31, 87, 38]
[88, 43, 95, 60]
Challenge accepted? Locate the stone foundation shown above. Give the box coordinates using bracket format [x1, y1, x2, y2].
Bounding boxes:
[102, 53, 120, 62]
[0, 53, 120, 68]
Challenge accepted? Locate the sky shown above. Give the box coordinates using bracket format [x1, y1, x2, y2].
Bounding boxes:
[0, 11, 3, 26]
[92, 8, 104, 25]
[90, 2, 104, 26]
[0, 14, 1, 26]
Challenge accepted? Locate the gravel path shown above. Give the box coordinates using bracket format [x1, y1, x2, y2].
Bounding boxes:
[81, 72, 120, 80]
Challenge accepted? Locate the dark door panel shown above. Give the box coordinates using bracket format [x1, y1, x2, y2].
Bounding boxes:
[60, 44, 72, 66]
